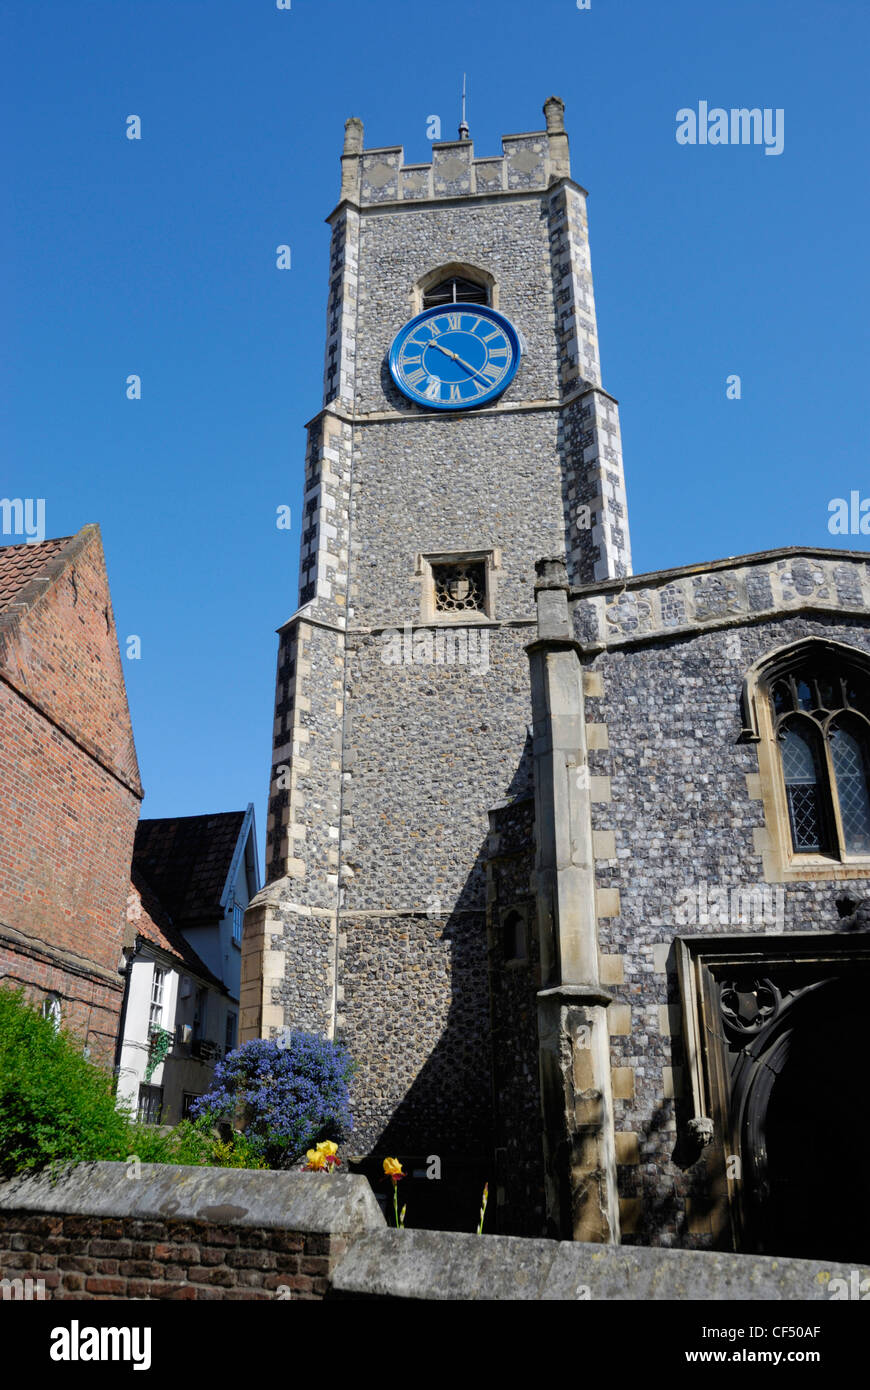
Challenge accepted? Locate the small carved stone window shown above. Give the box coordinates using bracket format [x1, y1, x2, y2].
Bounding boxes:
[433, 561, 486, 615]
[417, 549, 499, 623]
[769, 666, 870, 857]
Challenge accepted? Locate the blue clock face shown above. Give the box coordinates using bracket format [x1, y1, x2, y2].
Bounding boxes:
[388, 304, 522, 411]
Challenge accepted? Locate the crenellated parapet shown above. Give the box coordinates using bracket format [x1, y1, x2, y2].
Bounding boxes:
[336, 97, 573, 209]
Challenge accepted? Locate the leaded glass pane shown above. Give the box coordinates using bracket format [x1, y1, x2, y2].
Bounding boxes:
[795, 680, 813, 711]
[780, 722, 823, 852]
[830, 719, 870, 854]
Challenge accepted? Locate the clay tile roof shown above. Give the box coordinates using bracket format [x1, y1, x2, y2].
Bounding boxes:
[0, 537, 72, 611]
[128, 868, 227, 993]
[132, 811, 247, 927]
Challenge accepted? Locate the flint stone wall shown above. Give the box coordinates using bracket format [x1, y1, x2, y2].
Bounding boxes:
[572, 551, 870, 1247]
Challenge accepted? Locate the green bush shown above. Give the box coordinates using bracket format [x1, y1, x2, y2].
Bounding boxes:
[125, 1115, 266, 1169]
[0, 986, 131, 1177]
[0, 988, 270, 1176]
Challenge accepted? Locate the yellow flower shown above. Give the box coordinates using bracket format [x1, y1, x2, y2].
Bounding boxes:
[383, 1156, 405, 1181]
[304, 1148, 328, 1171]
[315, 1140, 338, 1158]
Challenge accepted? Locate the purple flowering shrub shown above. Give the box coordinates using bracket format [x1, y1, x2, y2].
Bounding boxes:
[190, 1033, 354, 1169]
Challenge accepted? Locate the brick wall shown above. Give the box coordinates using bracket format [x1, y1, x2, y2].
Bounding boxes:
[0, 938, 122, 1066]
[0, 1214, 344, 1301]
[0, 526, 142, 1058]
[0, 1163, 385, 1302]
[0, 679, 141, 968]
[0, 526, 140, 790]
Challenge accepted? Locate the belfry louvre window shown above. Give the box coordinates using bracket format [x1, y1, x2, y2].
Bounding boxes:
[769, 666, 870, 857]
[422, 275, 489, 309]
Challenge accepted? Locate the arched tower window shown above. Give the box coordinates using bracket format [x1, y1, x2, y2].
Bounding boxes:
[414, 263, 496, 315]
[763, 654, 870, 859]
[422, 274, 489, 309]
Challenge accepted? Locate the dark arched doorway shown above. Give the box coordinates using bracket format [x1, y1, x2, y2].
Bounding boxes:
[735, 978, 869, 1263]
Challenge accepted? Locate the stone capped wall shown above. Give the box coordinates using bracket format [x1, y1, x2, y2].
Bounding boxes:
[4, 1162, 862, 1304]
[0, 1164, 383, 1302]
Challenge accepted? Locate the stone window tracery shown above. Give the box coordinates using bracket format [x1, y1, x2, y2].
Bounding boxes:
[767, 663, 870, 857]
[433, 561, 487, 615]
[741, 638, 870, 880]
[416, 548, 499, 623]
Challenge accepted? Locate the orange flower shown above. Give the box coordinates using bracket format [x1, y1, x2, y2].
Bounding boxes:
[304, 1140, 341, 1172]
[383, 1156, 405, 1183]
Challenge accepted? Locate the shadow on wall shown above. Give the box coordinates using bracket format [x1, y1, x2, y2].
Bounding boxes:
[345, 739, 547, 1237]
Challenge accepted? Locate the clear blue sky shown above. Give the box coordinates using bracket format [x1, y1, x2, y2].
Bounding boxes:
[3, 0, 868, 868]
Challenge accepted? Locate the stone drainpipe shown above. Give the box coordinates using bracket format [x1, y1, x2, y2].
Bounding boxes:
[527, 556, 620, 1243]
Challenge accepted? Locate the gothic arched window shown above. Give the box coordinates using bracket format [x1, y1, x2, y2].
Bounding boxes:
[422, 274, 489, 309]
[767, 664, 870, 858]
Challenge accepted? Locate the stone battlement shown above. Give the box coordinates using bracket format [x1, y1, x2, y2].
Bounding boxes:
[337, 97, 572, 207]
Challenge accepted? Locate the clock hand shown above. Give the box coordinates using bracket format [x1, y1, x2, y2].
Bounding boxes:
[426, 339, 491, 384]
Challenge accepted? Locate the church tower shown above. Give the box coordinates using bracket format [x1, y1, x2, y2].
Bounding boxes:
[242, 97, 631, 1230]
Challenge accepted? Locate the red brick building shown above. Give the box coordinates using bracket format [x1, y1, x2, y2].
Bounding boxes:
[0, 525, 142, 1061]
